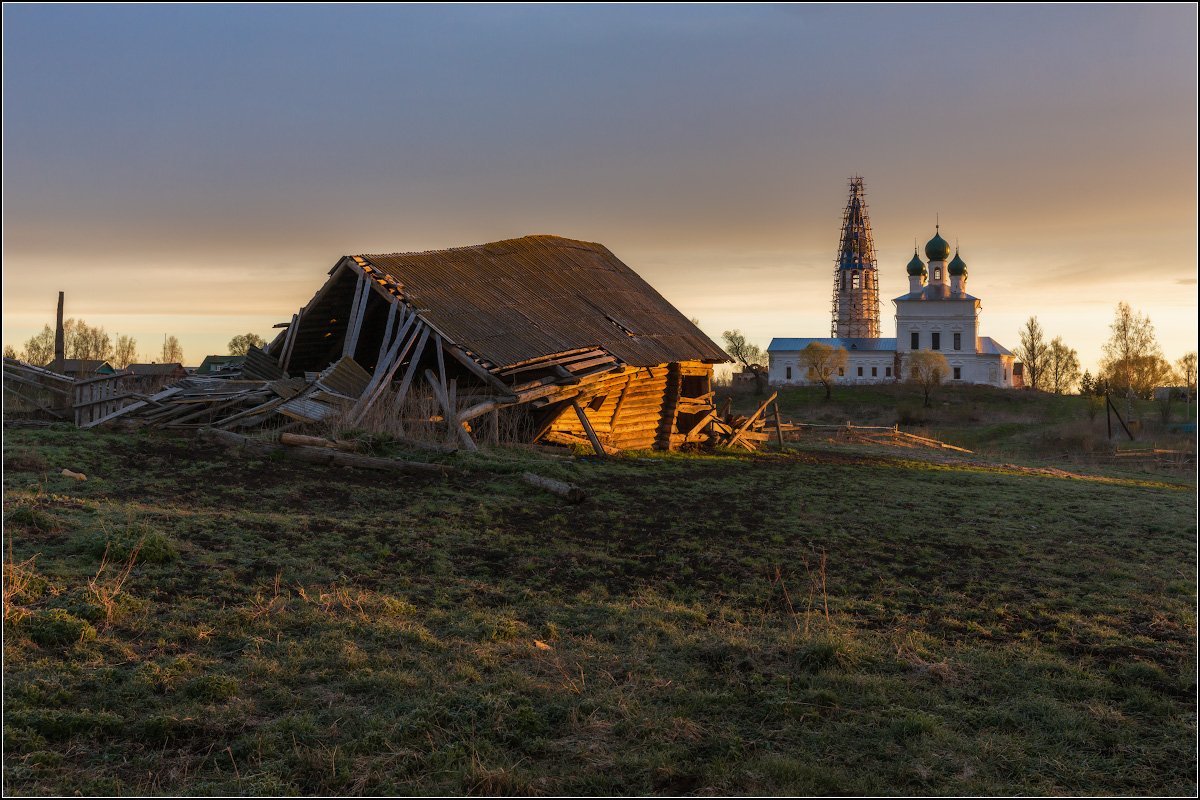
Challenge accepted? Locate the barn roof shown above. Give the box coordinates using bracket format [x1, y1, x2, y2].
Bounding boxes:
[356, 235, 729, 369]
[44, 358, 114, 374]
[126, 363, 186, 376]
[768, 337, 897, 352]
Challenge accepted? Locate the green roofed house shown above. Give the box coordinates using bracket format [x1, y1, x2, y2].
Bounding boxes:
[43, 358, 115, 379]
[194, 355, 246, 376]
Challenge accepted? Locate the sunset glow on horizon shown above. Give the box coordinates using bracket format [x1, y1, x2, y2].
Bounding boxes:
[3, 4, 1196, 372]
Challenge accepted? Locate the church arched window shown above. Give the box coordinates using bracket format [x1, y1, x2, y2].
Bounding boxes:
[851, 272, 860, 290]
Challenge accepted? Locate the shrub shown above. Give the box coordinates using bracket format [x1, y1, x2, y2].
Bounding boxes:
[4, 448, 49, 473]
[78, 521, 178, 565]
[7, 506, 61, 534]
[184, 674, 239, 701]
[22, 609, 97, 647]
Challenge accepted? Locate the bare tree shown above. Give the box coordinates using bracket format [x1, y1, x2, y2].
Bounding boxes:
[798, 342, 848, 400]
[1013, 316, 1047, 391]
[228, 332, 266, 356]
[161, 335, 184, 365]
[722, 330, 769, 395]
[1045, 337, 1081, 395]
[63, 318, 113, 361]
[907, 351, 950, 408]
[110, 335, 139, 370]
[1177, 351, 1197, 422]
[1099, 302, 1170, 402]
[21, 325, 55, 366]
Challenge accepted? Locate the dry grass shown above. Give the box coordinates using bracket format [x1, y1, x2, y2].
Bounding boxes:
[3, 542, 40, 625]
[320, 384, 537, 450]
[86, 540, 143, 627]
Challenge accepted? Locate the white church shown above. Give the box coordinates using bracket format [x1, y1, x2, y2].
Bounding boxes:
[767, 178, 1021, 389]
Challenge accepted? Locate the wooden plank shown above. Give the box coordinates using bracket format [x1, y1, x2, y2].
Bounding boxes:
[521, 472, 585, 503]
[726, 391, 778, 449]
[375, 301, 399, 369]
[348, 316, 422, 425]
[279, 313, 300, 372]
[773, 402, 785, 449]
[684, 409, 716, 438]
[442, 343, 514, 396]
[390, 325, 431, 409]
[342, 271, 370, 359]
[423, 369, 477, 451]
[3, 371, 73, 397]
[214, 396, 289, 429]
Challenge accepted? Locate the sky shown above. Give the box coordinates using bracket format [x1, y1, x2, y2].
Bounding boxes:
[3, 3, 1196, 373]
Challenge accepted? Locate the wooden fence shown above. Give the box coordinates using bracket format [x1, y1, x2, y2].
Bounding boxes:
[73, 373, 137, 428]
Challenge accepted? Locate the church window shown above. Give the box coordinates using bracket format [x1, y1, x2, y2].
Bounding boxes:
[934, 267, 941, 281]
[851, 272, 860, 290]
[911, 332, 919, 349]
[885, 367, 892, 377]
[953, 332, 961, 351]
[932, 332, 941, 351]
[872, 367, 877, 377]
[857, 366, 863, 377]
[838, 367, 844, 376]
[786, 366, 792, 380]
[953, 367, 961, 380]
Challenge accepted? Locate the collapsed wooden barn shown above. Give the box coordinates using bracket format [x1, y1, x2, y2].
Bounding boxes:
[260, 235, 731, 452]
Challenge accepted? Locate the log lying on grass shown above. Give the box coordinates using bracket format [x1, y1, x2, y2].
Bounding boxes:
[199, 428, 454, 476]
[521, 472, 586, 503]
[279, 432, 360, 452]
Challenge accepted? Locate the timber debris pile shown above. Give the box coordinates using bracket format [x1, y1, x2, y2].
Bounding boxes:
[4, 235, 785, 456]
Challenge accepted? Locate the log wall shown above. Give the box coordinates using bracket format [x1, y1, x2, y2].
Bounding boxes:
[544, 361, 713, 451]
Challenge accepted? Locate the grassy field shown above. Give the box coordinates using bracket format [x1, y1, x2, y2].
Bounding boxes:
[2, 414, 1196, 795]
[728, 383, 1198, 463]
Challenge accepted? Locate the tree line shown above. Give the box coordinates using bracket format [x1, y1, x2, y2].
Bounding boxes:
[1015, 302, 1195, 401]
[5, 323, 268, 370]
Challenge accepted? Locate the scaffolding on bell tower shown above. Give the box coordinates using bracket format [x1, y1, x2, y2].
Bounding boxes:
[830, 176, 881, 338]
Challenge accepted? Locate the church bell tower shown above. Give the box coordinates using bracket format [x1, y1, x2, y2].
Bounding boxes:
[830, 176, 881, 338]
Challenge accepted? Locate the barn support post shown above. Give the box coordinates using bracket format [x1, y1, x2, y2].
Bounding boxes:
[773, 401, 786, 449]
[277, 313, 299, 372]
[342, 271, 371, 359]
[424, 369, 477, 451]
[374, 301, 399, 370]
[391, 326, 431, 409]
[349, 317, 423, 425]
[572, 399, 607, 458]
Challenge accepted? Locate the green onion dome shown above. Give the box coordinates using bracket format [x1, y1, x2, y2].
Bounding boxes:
[906, 251, 926, 276]
[925, 230, 951, 261]
[947, 251, 967, 276]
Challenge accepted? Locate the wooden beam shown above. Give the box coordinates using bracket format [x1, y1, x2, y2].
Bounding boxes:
[442, 343, 513, 396]
[521, 472, 585, 503]
[773, 402, 785, 449]
[342, 271, 370, 359]
[726, 391, 778, 449]
[684, 409, 716, 438]
[374, 300, 399, 370]
[571, 399, 607, 458]
[390, 325, 431, 409]
[348, 315, 421, 425]
[423, 369, 477, 451]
